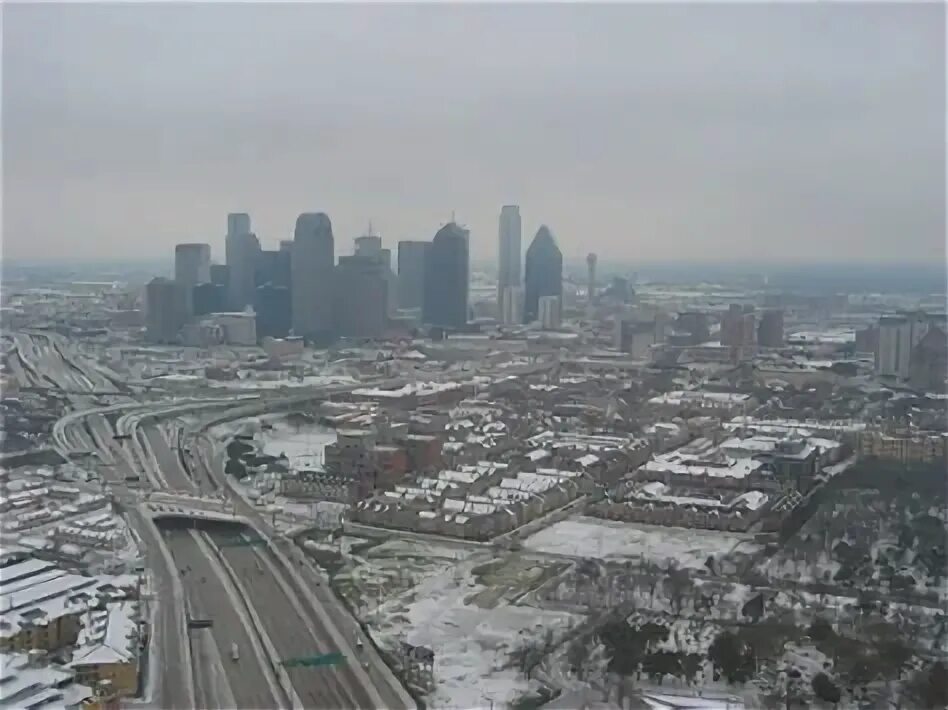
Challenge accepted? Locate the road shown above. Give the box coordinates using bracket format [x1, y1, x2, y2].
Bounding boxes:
[123, 506, 196, 710]
[27, 330, 426, 709]
[193, 437, 414, 710]
[162, 525, 284, 709]
[210, 529, 370, 709]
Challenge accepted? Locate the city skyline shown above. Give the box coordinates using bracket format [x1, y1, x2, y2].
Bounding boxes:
[4, 3, 943, 265]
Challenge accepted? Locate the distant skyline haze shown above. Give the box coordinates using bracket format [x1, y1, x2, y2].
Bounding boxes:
[3, 2, 944, 265]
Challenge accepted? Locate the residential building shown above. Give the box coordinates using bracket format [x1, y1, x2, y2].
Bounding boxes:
[858, 429, 946, 463]
[68, 601, 140, 699]
[497, 205, 522, 313]
[423, 223, 469, 329]
[523, 225, 562, 323]
[0, 651, 96, 709]
[0, 558, 136, 654]
[397, 241, 430, 311]
[291, 212, 335, 343]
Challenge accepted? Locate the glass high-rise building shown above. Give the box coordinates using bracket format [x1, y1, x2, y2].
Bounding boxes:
[497, 205, 521, 311]
[291, 212, 335, 343]
[423, 223, 469, 329]
[397, 240, 430, 311]
[523, 225, 563, 323]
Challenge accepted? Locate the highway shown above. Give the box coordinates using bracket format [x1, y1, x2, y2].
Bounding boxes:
[209, 528, 374, 709]
[22, 330, 428, 709]
[162, 524, 285, 709]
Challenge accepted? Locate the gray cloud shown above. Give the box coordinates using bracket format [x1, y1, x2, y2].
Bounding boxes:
[3, 2, 943, 264]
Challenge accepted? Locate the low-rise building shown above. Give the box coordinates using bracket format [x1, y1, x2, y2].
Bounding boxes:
[68, 601, 140, 698]
[0, 650, 97, 709]
[858, 429, 946, 464]
[0, 558, 137, 654]
[648, 390, 756, 418]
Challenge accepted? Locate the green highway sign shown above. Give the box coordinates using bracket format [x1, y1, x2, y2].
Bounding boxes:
[281, 652, 345, 668]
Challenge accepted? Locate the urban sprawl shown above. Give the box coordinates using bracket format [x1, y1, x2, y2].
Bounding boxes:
[0, 208, 945, 710]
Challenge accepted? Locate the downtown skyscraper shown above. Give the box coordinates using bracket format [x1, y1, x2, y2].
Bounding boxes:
[225, 212, 260, 311]
[423, 222, 469, 329]
[291, 212, 335, 343]
[497, 205, 522, 317]
[524, 225, 563, 323]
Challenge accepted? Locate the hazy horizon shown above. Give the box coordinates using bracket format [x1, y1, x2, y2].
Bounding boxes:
[3, 2, 944, 264]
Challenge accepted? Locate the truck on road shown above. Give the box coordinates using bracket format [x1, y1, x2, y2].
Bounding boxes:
[231, 642, 239, 662]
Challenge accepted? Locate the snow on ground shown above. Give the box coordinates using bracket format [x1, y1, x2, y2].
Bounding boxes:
[208, 374, 356, 390]
[524, 516, 760, 568]
[259, 420, 337, 468]
[368, 550, 584, 709]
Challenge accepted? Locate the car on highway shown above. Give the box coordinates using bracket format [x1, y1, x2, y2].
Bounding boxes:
[231, 642, 239, 662]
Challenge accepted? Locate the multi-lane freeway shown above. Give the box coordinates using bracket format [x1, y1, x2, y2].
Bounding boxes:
[16, 329, 557, 708]
[162, 524, 284, 709]
[14, 331, 416, 709]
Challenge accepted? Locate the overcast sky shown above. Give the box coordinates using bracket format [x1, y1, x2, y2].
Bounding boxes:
[3, 2, 944, 265]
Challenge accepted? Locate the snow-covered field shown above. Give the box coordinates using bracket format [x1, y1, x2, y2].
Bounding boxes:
[368, 549, 585, 709]
[524, 516, 761, 568]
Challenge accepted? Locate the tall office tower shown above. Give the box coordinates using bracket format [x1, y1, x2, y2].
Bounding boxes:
[876, 312, 936, 380]
[741, 307, 757, 346]
[333, 256, 388, 338]
[354, 233, 396, 314]
[397, 240, 430, 310]
[210, 264, 229, 287]
[720, 304, 744, 347]
[225, 213, 260, 310]
[501, 286, 524, 326]
[586, 253, 598, 304]
[355, 235, 382, 258]
[254, 283, 292, 339]
[497, 205, 522, 312]
[144, 277, 187, 343]
[757, 309, 785, 348]
[291, 212, 335, 343]
[423, 222, 469, 329]
[174, 243, 211, 289]
[538, 295, 562, 330]
[255, 249, 290, 289]
[192, 282, 225, 317]
[227, 212, 251, 237]
[523, 225, 563, 323]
